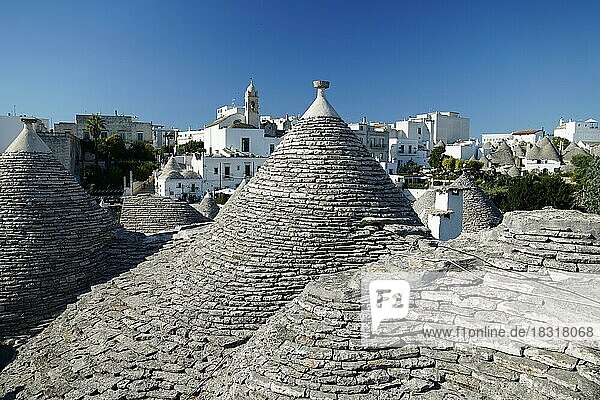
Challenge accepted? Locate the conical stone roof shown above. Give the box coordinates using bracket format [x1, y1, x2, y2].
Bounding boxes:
[119, 194, 210, 233]
[0, 82, 428, 398]
[196, 192, 220, 220]
[536, 137, 561, 162]
[412, 175, 502, 234]
[213, 227, 600, 399]
[0, 120, 118, 345]
[563, 142, 589, 162]
[507, 165, 521, 177]
[158, 156, 183, 180]
[489, 141, 515, 167]
[455, 175, 503, 233]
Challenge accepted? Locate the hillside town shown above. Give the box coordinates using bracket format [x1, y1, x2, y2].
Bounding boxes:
[1, 78, 598, 241]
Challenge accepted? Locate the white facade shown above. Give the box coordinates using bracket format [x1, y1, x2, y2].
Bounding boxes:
[481, 133, 513, 145]
[428, 188, 464, 241]
[348, 120, 389, 162]
[1, 115, 49, 153]
[511, 129, 544, 145]
[152, 125, 178, 148]
[203, 124, 279, 157]
[177, 129, 204, 146]
[395, 112, 470, 150]
[192, 153, 266, 192]
[554, 118, 600, 145]
[216, 105, 245, 119]
[444, 140, 479, 160]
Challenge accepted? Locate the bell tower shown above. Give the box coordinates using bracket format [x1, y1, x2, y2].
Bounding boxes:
[244, 79, 259, 128]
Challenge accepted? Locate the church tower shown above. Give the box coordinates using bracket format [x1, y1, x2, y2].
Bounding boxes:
[244, 79, 259, 128]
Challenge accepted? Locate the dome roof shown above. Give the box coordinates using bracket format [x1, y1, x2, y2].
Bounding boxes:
[119, 194, 210, 234]
[455, 175, 503, 233]
[163, 155, 181, 171]
[196, 192, 220, 220]
[246, 79, 258, 95]
[160, 169, 184, 180]
[536, 137, 561, 162]
[0, 82, 428, 398]
[181, 169, 200, 179]
[0, 120, 117, 345]
[158, 156, 185, 180]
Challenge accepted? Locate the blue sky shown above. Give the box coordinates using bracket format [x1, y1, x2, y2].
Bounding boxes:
[1, 0, 598, 136]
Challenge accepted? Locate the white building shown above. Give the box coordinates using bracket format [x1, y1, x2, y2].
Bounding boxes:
[190, 150, 266, 192]
[155, 156, 203, 200]
[444, 140, 479, 160]
[522, 136, 562, 174]
[190, 81, 283, 157]
[395, 112, 470, 150]
[177, 129, 204, 146]
[481, 133, 512, 145]
[348, 119, 389, 162]
[388, 132, 428, 172]
[152, 125, 178, 148]
[1, 115, 49, 152]
[71, 112, 154, 144]
[554, 117, 600, 145]
[511, 129, 545, 145]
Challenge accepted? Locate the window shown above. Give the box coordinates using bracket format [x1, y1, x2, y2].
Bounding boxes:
[214, 167, 218, 174]
[191, 184, 196, 192]
[400, 145, 405, 153]
[417, 127, 422, 136]
[224, 164, 231, 178]
[120, 132, 126, 140]
[270, 144, 275, 154]
[242, 138, 250, 152]
[409, 145, 413, 154]
[244, 163, 251, 177]
[137, 132, 144, 141]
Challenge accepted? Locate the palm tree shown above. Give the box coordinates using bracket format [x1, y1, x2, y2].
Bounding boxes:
[85, 114, 106, 165]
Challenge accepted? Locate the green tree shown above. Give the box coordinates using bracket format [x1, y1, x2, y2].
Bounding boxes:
[397, 161, 422, 175]
[552, 136, 571, 151]
[97, 134, 127, 168]
[128, 141, 155, 161]
[176, 140, 205, 155]
[454, 159, 465, 172]
[84, 114, 106, 165]
[428, 144, 445, 168]
[441, 157, 456, 173]
[575, 155, 600, 214]
[482, 174, 575, 212]
[465, 160, 483, 172]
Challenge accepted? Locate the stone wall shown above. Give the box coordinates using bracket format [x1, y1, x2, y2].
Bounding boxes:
[39, 132, 81, 176]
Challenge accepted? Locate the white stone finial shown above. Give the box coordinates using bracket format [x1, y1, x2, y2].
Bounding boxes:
[313, 80, 330, 89]
[5, 117, 52, 154]
[302, 79, 340, 119]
